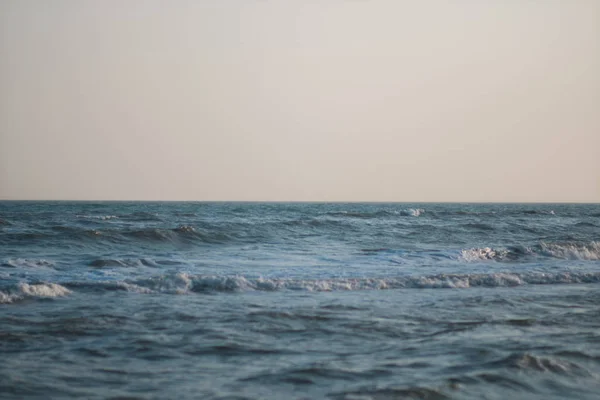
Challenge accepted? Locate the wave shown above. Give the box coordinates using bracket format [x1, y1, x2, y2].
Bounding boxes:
[537, 241, 600, 260]
[58, 270, 600, 296]
[0, 225, 235, 246]
[432, 209, 557, 218]
[1, 258, 55, 269]
[461, 223, 495, 231]
[118, 212, 162, 222]
[0, 226, 104, 244]
[76, 214, 118, 221]
[521, 209, 555, 215]
[401, 208, 424, 217]
[4, 270, 599, 303]
[574, 222, 598, 228]
[461, 247, 507, 261]
[0, 283, 71, 304]
[88, 258, 182, 268]
[461, 241, 600, 262]
[332, 387, 449, 400]
[323, 209, 424, 219]
[505, 353, 589, 375]
[122, 225, 233, 244]
[90, 258, 154, 268]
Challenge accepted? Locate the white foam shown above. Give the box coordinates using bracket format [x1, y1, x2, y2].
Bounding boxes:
[411, 208, 424, 217]
[460, 247, 507, 261]
[538, 242, 600, 261]
[399, 208, 424, 217]
[119, 271, 600, 293]
[0, 283, 71, 304]
[77, 215, 118, 220]
[134, 272, 193, 294]
[110, 281, 155, 294]
[460, 242, 600, 262]
[174, 225, 196, 233]
[0, 292, 14, 304]
[19, 282, 71, 297]
[5, 270, 597, 302]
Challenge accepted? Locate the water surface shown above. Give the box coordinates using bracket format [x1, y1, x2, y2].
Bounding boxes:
[1, 202, 599, 399]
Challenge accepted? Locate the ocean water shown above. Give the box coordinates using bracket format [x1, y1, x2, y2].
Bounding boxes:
[1, 201, 599, 399]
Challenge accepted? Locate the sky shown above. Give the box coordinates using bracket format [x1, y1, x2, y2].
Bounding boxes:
[0, 0, 598, 202]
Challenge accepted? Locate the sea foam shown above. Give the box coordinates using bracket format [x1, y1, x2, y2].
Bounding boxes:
[461, 242, 600, 262]
[58, 271, 600, 296]
[0, 282, 71, 304]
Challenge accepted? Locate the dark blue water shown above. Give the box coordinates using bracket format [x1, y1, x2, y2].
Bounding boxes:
[1, 202, 599, 399]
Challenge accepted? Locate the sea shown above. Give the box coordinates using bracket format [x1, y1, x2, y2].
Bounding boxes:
[1, 201, 599, 399]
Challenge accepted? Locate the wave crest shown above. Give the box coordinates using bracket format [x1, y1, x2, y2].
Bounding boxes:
[0, 283, 71, 304]
[537, 242, 600, 260]
[60, 271, 600, 296]
[461, 242, 600, 262]
[400, 208, 424, 217]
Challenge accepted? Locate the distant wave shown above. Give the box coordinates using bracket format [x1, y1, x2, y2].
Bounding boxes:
[89, 258, 182, 268]
[76, 214, 119, 221]
[122, 225, 233, 244]
[401, 208, 424, 217]
[461, 241, 600, 262]
[323, 209, 424, 219]
[0, 283, 70, 304]
[432, 209, 557, 218]
[1, 258, 55, 269]
[521, 209, 555, 215]
[321, 208, 563, 219]
[460, 223, 495, 231]
[0, 225, 235, 245]
[118, 212, 163, 222]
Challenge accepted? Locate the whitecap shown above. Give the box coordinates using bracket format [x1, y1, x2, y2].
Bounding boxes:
[0, 282, 71, 304]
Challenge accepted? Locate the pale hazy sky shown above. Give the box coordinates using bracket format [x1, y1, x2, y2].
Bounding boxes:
[1, 0, 598, 202]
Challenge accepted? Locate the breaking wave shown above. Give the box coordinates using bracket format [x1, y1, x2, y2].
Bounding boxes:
[461, 241, 600, 262]
[0, 283, 71, 304]
[55, 270, 600, 296]
[401, 208, 424, 217]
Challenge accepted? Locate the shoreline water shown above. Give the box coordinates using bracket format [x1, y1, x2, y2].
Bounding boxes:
[1, 201, 599, 399]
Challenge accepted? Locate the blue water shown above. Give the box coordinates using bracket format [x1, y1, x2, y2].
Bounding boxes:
[1, 202, 599, 399]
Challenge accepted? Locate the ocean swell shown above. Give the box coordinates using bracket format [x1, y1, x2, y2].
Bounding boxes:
[323, 209, 424, 219]
[2, 258, 55, 269]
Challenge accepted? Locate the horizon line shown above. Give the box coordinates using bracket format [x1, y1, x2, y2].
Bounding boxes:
[0, 199, 598, 205]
